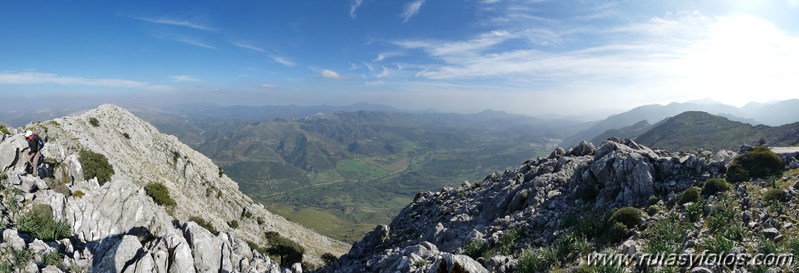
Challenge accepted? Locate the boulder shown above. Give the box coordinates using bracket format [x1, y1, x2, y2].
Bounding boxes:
[184, 222, 223, 273]
[95, 235, 143, 273]
[426, 253, 488, 273]
[3, 229, 26, 251]
[569, 140, 596, 157]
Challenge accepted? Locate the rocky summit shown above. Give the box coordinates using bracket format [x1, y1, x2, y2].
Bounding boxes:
[0, 105, 347, 272]
[323, 139, 799, 273]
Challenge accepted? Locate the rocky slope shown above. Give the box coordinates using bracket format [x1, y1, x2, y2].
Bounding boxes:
[0, 104, 348, 272]
[323, 139, 799, 272]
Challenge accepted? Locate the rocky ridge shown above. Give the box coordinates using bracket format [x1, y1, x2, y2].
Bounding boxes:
[324, 139, 799, 272]
[0, 104, 348, 272]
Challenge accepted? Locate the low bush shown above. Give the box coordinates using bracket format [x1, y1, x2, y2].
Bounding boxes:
[678, 187, 700, 205]
[79, 149, 114, 185]
[189, 216, 218, 235]
[606, 222, 629, 243]
[88, 117, 100, 127]
[517, 249, 545, 272]
[763, 189, 787, 203]
[0, 124, 10, 135]
[646, 205, 659, 216]
[144, 183, 176, 207]
[16, 204, 71, 241]
[462, 240, 487, 260]
[727, 146, 783, 183]
[610, 207, 643, 228]
[265, 231, 305, 266]
[122, 133, 130, 139]
[701, 178, 731, 197]
[228, 220, 239, 229]
[648, 195, 659, 206]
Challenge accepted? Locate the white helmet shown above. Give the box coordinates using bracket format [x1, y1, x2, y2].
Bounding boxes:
[24, 130, 33, 137]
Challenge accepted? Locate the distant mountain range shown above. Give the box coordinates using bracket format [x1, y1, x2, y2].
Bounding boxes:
[565, 99, 799, 147]
[634, 111, 799, 151]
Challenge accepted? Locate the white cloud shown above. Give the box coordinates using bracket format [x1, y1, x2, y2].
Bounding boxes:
[135, 17, 215, 31]
[231, 42, 266, 52]
[320, 69, 341, 79]
[0, 71, 173, 91]
[377, 66, 390, 78]
[271, 56, 296, 67]
[178, 38, 216, 49]
[171, 75, 200, 82]
[350, 0, 364, 19]
[373, 54, 385, 62]
[401, 0, 426, 23]
[403, 12, 799, 107]
[261, 83, 275, 89]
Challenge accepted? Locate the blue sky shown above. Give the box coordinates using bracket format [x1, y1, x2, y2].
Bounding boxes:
[1, 0, 798, 116]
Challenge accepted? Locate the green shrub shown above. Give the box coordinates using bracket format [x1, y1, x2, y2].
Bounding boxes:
[0, 124, 10, 135]
[606, 222, 629, 243]
[265, 231, 305, 266]
[79, 149, 115, 185]
[257, 217, 265, 225]
[701, 178, 731, 197]
[0, 172, 7, 181]
[246, 240, 269, 255]
[462, 240, 487, 260]
[228, 220, 239, 229]
[0, 262, 10, 273]
[122, 133, 130, 139]
[243, 210, 253, 218]
[678, 187, 700, 205]
[686, 201, 704, 222]
[763, 189, 787, 203]
[88, 117, 100, 127]
[727, 146, 783, 183]
[218, 167, 225, 178]
[145, 183, 176, 207]
[760, 237, 779, 255]
[321, 253, 338, 266]
[609, 207, 643, 228]
[16, 204, 71, 241]
[496, 228, 522, 255]
[648, 195, 659, 206]
[189, 216, 218, 235]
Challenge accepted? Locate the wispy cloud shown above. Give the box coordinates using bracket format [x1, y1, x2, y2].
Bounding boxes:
[373, 54, 385, 62]
[350, 0, 364, 19]
[177, 37, 217, 49]
[377, 66, 390, 78]
[271, 56, 296, 67]
[171, 75, 200, 82]
[401, 0, 426, 23]
[261, 83, 275, 89]
[0, 71, 173, 91]
[135, 17, 216, 31]
[320, 69, 342, 79]
[231, 41, 266, 52]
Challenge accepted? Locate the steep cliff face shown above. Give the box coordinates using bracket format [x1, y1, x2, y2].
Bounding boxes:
[0, 104, 348, 272]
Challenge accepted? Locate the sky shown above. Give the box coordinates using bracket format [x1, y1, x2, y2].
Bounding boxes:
[1, 0, 798, 116]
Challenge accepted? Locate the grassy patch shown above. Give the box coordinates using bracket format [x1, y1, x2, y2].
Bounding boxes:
[644, 215, 689, 254]
[16, 204, 71, 241]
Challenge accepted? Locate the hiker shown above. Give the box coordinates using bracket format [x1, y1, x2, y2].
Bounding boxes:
[23, 130, 43, 177]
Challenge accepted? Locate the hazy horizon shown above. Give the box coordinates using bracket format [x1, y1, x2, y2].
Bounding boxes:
[2, 1, 799, 116]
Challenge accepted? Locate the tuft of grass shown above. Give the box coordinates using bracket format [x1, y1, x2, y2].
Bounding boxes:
[462, 240, 487, 260]
[88, 117, 100, 127]
[42, 251, 63, 267]
[79, 149, 115, 185]
[644, 215, 688, 254]
[16, 204, 71, 241]
[144, 183, 177, 207]
[703, 233, 734, 253]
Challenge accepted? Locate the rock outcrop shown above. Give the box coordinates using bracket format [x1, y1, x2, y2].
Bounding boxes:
[0, 104, 348, 272]
[323, 138, 751, 273]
